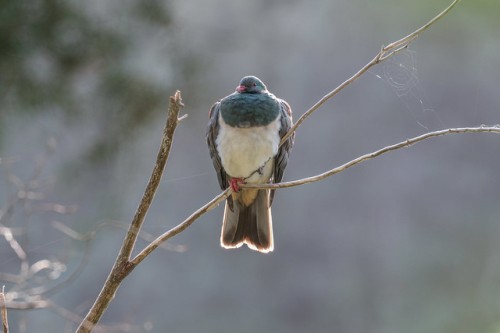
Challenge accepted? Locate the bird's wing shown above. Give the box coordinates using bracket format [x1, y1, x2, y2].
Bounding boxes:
[271, 99, 294, 205]
[206, 101, 229, 191]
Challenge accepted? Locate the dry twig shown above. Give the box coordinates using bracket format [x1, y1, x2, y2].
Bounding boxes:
[1, 287, 8, 333]
[279, 0, 461, 146]
[130, 189, 230, 266]
[247, 126, 500, 190]
[75, 92, 185, 333]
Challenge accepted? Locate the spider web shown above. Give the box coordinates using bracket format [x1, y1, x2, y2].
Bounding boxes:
[371, 49, 443, 130]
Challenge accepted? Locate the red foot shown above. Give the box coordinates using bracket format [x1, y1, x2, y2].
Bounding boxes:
[229, 178, 245, 192]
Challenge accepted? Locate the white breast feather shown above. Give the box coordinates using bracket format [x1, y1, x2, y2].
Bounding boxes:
[216, 113, 281, 183]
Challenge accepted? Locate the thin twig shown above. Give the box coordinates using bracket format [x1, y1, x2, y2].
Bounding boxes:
[1, 286, 8, 333]
[92, 219, 188, 252]
[2, 299, 48, 310]
[247, 126, 500, 190]
[75, 92, 184, 333]
[118, 90, 184, 263]
[381, 0, 460, 55]
[131, 189, 230, 266]
[42, 224, 93, 297]
[279, 0, 461, 146]
[0, 222, 29, 278]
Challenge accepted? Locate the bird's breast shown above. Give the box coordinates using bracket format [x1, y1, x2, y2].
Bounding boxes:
[216, 113, 281, 182]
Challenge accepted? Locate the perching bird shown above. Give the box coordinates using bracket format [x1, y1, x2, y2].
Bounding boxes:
[206, 76, 294, 253]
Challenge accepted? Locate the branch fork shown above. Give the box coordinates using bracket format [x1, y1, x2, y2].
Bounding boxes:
[75, 1, 493, 332]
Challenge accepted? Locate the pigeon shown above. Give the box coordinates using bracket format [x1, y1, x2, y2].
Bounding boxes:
[206, 76, 294, 253]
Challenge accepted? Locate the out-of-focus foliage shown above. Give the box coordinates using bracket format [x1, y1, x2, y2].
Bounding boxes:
[1, 1, 121, 110]
[0, 0, 179, 163]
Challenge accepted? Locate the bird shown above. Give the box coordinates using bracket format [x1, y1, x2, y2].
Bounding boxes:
[206, 76, 294, 253]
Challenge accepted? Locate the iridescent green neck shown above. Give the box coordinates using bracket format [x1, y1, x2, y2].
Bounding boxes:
[220, 92, 280, 128]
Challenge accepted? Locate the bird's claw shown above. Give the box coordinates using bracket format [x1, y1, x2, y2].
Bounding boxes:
[229, 178, 245, 193]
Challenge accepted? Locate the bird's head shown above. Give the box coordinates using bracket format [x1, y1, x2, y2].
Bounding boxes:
[236, 76, 267, 94]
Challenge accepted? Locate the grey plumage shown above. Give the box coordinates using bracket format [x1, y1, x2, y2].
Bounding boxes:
[221, 189, 273, 252]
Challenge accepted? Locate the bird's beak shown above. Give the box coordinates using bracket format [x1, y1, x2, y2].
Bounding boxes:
[236, 85, 246, 93]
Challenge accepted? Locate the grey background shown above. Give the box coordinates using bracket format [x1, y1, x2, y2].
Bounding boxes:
[1, 0, 499, 332]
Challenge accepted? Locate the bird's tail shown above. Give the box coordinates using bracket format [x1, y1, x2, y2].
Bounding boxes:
[221, 189, 273, 253]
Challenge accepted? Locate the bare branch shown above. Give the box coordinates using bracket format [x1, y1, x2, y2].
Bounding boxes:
[96, 219, 188, 253]
[75, 91, 184, 333]
[247, 126, 500, 190]
[381, 0, 460, 55]
[38, 223, 93, 298]
[1, 287, 8, 333]
[3, 299, 48, 310]
[130, 189, 230, 266]
[279, 0, 461, 146]
[118, 90, 184, 263]
[0, 223, 29, 278]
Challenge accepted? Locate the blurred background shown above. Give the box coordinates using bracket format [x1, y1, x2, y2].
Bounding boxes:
[1, 0, 499, 332]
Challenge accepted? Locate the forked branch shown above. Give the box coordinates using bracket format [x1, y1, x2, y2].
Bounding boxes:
[76, 1, 475, 331]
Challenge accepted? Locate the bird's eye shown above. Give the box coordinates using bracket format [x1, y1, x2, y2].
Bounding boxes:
[252, 83, 257, 87]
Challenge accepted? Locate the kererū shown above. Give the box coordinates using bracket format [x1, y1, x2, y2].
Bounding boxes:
[206, 76, 294, 253]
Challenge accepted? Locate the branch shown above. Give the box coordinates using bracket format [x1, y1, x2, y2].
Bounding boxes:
[246, 126, 500, 190]
[118, 90, 185, 263]
[75, 92, 184, 333]
[1, 287, 8, 333]
[279, 0, 461, 146]
[130, 189, 230, 266]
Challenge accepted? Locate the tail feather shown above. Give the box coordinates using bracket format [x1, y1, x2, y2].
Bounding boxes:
[221, 190, 273, 253]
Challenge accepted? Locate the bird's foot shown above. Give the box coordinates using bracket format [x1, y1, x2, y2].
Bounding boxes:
[229, 178, 246, 193]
